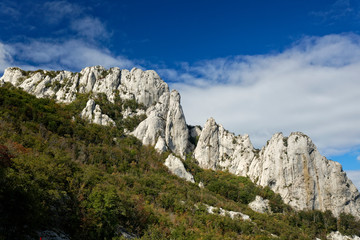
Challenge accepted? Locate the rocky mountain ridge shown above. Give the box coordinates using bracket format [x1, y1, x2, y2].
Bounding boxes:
[1, 66, 359, 220]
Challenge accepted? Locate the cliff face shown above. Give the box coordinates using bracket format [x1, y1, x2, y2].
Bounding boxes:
[1, 66, 359, 219]
[132, 90, 191, 158]
[0, 66, 167, 106]
[193, 118, 360, 218]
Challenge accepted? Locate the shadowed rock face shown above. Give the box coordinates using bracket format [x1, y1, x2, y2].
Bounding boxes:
[1, 66, 360, 219]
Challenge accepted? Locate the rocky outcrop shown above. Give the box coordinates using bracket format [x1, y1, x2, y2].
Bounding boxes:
[132, 90, 191, 157]
[0, 66, 168, 106]
[205, 204, 251, 221]
[194, 118, 360, 218]
[327, 231, 360, 240]
[80, 99, 115, 126]
[251, 132, 360, 218]
[164, 154, 195, 183]
[194, 118, 256, 176]
[248, 196, 272, 214]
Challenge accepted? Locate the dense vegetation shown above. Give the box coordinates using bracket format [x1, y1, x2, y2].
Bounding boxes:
[1, 84, 360, 239]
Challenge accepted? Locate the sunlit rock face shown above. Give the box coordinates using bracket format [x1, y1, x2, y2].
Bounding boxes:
[193, 117, 255, 176]
[80, 99, 115, 126]
[164, 154, 195, 183]
[194, 118, 360, 218]
[0, 66, 168, 106]
[132, 90, 191, 158]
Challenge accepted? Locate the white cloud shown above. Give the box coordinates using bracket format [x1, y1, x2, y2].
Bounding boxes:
[346, 170, 360, 190]
[42, 1, 110, 41]
[0, 39, 134, 72]
[311, 0, 356, 22]
[0, 1, 129, 72]
[357, 156, 360, 161]
[169, 34, 360, 156]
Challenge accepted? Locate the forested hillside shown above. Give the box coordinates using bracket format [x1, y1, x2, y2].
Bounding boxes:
[1, 83, 360, 240]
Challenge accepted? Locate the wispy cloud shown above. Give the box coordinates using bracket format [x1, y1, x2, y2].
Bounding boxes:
[1, 39, 134, 72]
[71, 17, 110, 41]
[357, 156, 360, 161]
[42, 0, 83, 24]
[0, 0, 122, 72]
[311, 0, 358, 23]
[42, 1, 110, 41]
[167, 34, 360, 156]
[0, 1, 21, 20]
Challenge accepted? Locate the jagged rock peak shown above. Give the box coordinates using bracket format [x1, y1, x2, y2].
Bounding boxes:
[0, 66, 169, 107]
[194, 117, 255, 175]
[132, 89, 191, 158]
[255, 131, 360, 218]
[194, 120, 360, 218]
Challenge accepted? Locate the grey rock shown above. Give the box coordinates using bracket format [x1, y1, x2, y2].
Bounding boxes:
[132, 90, 190, 157]
[194, 117, 256, 176]
[0, 66, 168, 106]
[248, 195, 272, 214]
[194, 119, 360, 218]
[80, 99, 115, 126]
[164, 154, 195, 183]
[205, 204, 251, 221]
[327, 231, 360, 240]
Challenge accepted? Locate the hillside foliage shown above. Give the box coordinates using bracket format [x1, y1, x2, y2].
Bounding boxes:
[0, 84, 360, 240]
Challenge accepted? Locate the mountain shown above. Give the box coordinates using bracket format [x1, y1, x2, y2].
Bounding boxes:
[1, 66, 360, 239]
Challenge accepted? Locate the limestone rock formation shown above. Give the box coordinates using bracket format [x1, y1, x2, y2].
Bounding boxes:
[132, 90, 191, 157]
[194, 118, 360, 218]
[193, 117, 256, 176]
[205, 204, 251, 221]
[164, 154, 195, 183]
[248, 196, 272, 214]
[327, 231, 360, 240]
[80, 99, 115, 126]
[251, 132, 360, 218]
[0, 66, 168, 106]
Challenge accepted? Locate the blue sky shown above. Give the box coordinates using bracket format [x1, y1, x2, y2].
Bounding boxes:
[1, 0, 360, 186]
